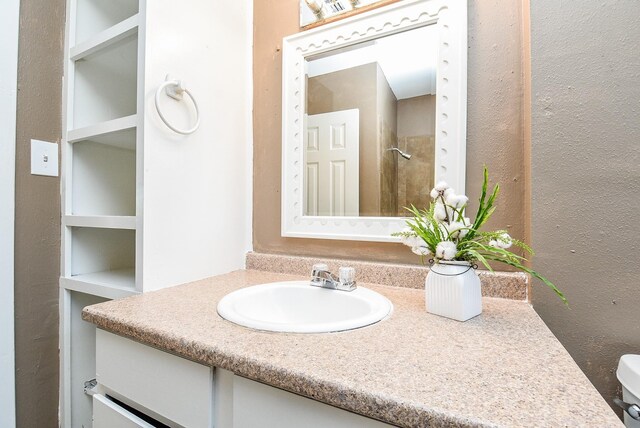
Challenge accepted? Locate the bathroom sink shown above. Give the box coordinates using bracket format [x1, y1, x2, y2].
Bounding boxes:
[217, 281, 393, 333]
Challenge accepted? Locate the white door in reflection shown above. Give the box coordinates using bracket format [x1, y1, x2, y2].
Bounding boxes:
[305, 109, 359, 216]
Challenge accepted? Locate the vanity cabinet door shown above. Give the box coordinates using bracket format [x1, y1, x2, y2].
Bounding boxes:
[233, 376, 393, 428]
[93, 394, 154, 428]
[96, 329, 213, 428]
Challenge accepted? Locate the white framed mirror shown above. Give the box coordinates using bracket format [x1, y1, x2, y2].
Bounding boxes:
[282, 0, 467, 242]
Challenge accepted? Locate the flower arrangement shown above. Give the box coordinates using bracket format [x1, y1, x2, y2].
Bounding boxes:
[393, 167, 566, 304]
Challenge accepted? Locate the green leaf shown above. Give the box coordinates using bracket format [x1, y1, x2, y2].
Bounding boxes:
[465, 249, 493, 272]
[481, 255, 568, 306]
[475, 166, 489, 222]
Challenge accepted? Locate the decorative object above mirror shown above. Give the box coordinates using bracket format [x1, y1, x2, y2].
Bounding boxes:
[282, 0, 467, 242]
[300, 0, 400, 29]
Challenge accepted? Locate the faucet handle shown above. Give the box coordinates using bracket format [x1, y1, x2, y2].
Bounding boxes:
[311, 263, 328, 275]
[310, 263, 329, 287]
[339, 266, 356, 285]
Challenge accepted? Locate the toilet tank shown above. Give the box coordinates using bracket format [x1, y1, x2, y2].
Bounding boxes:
[618, 354, 640, 427]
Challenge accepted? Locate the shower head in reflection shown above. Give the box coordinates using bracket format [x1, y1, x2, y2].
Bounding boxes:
[387, 147, 412, 160]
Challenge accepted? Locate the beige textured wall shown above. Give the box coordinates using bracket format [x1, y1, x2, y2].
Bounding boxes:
[376, 65, 398, 216]
[397, 94, 435, 138]
[397, 135, 435, 214]
[397, 95, 436, 213]
[530, 0, 640, 412]
[253, 0, 526, 263]
[14, 0, 65, 426]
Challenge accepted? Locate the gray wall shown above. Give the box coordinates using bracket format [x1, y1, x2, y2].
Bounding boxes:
[530, 0, 640, 412]
[14, 0, 65, 425]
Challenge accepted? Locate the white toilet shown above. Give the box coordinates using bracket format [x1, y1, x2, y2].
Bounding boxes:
[618, 354, 640, 427]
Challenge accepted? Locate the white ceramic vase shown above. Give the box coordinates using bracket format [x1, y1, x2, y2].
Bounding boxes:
[425, 261, 482, 322]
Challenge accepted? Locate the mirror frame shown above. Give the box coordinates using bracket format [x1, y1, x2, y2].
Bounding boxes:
[282, 0, 467, 242]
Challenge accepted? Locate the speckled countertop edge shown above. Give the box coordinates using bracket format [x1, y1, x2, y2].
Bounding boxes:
[82, 270, 621, 428]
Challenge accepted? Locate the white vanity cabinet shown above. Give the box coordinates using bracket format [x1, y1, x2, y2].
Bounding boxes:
[95, 330, 393, 428]
[232, 375, 393, 428]
[93, 394, 155, 428]
[59, 0, 251, 426]
[95, 330, 213, 427]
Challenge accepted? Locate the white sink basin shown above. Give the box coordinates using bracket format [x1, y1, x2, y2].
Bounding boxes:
[217, 281, 393, 333]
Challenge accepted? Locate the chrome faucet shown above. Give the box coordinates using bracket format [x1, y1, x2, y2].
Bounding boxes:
[310, 264, 356, 291]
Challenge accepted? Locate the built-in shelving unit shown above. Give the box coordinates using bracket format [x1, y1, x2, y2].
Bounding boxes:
[62, 0, 140, 283]
[61, 2, 140, 426]
[60, 0, 251, 426]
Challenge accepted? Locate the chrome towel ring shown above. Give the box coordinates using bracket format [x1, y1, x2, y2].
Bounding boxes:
[154, 76, 200, 135]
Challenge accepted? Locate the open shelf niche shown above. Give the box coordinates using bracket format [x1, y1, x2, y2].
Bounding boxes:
[70, 130, 136, 217]
[74, 0, 139, 46]
[72, 32, 138, 129]
[68, 227, 136, 291]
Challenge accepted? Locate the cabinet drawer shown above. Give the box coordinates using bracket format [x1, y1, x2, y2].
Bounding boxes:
[96, 329, 213, 427]
[94, 394, 155, 428]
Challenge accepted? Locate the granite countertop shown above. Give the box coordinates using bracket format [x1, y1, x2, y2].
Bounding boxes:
[82, 270, 621, 427]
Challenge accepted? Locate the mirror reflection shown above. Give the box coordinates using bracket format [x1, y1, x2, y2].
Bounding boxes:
[304, 24, 438, 217]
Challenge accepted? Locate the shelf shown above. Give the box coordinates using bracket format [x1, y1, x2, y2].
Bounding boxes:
[70, 227, 135, 278]
[74, 0, 139, 46]
[64, 2, 141, 427]
[71, 14, 138, 61]
[68, 115, 137, 149]
[71, 140, 136, 216]
[61, 269, 137, 299]
[64, 215, 136, 230]
[73, 33, 138, 128]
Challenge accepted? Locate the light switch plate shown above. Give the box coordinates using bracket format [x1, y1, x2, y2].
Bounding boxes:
[31, 139, 58, 177]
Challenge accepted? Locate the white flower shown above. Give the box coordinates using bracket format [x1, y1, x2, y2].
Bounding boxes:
[434, 181, 449, 191]
[435, 241, 457, 260]
[444, 192, 457, 205]
[497, 233, 512, 249]
[463, 217, 471, 226]
[430, 181, 453, 200]
[489, 233, 512, 249]
[445, 194, 469, 209]
[434, 203, 447, 221]
[407, 236, 423, 248]
[443, 187, 455, 199]
[412, 246, 431, 256]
